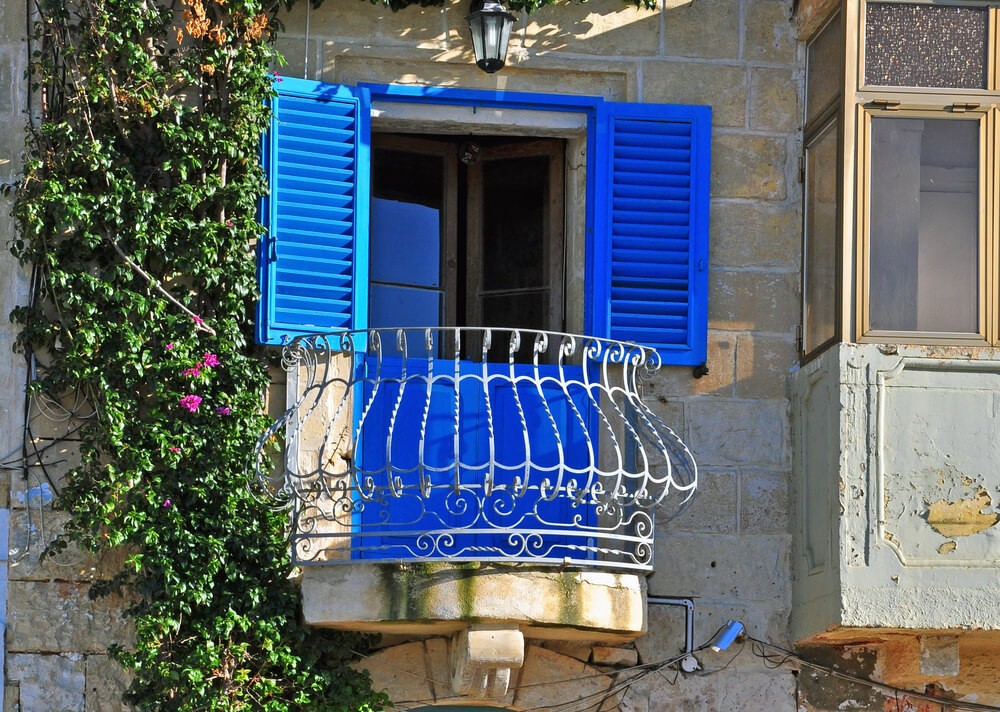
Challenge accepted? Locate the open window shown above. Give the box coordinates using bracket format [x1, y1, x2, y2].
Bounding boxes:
[257, 80, 712, 366]
[370, 134, 565, 345]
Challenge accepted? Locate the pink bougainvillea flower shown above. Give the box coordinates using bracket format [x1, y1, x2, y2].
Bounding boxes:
[192, 315, 205, 326]
[179, 394, 202, 412]
[216, 406, 231, 416]
[163, 499, 172, 508]
[226, 220, 234, 227]
[202, 352, 220, 368]
[183, 366, 201, 377]
[168, 446, 181, 453]
[166, 343, 175, 351]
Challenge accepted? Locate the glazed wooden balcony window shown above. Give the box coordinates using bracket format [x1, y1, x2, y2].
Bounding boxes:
[856, 2, 1000, 345]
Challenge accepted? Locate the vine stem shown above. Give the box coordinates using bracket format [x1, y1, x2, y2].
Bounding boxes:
[106, 238, 217, 336]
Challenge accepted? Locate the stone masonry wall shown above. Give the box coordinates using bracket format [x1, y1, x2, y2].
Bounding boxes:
[0, 0, 804, 708]
[277, 0, 802, 709]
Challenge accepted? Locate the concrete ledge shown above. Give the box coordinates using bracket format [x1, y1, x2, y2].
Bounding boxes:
[301, 563, 646, 640]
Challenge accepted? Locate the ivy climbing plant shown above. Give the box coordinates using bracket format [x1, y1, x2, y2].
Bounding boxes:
[12, 0, 387, 708]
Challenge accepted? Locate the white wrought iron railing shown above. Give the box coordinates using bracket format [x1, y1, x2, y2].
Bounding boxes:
[255, 327, 697, 572]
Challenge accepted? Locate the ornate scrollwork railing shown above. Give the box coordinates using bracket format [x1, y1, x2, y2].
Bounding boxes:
[254, 327, 697, 571]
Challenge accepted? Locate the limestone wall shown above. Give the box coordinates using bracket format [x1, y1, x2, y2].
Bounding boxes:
[280, 0, 802, 709]
[0, 0, 806, 709]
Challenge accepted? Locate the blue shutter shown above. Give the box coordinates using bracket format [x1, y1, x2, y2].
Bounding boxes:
[588, 102, 711, 366]
[257, 79, 371, 345]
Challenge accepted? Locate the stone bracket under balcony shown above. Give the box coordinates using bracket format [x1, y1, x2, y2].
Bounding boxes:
[300, 562, 647, 642]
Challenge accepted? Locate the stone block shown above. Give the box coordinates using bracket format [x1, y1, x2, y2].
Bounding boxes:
[657, 470, 738, 534]
[85, 655, 133, 711]
[641, 393, 684, 445]
[8, 508, 130, 582]
[541, 640, 593, 663]
[0, 47, 22, 117]
[642, 601, 791, 668]
[744, 0, 797, 64]
[324, 52, 632, 102]
[591, 646, 638, 667]
[10, 474, 59, 510]
[633, 601, 689, 664]
[272, 36, 322, 82]
[302, 564, 645, 638]
[520, 0, 660, 57]
[655, 334, 735, 396]
[356, 641, 435, 704]
[7, 580, 133, 654]
[714, 671, 797, 710]
[662, 0, 740, 60]
[749, 67, 799, 132]
[644, 669, 720, 710]
[708, 270, 799, 334]
[648, 533, 790, 603]
[7, 653, 85, 712]
[735, 333, 796, 400]
[740, 470, 790, 534]
[711, 133, 788, 200]
[283, 0, 453, 49]
[0, 0, 26, 43]
[687, 399, 788, 468]
[643, 62, 746, 128]
[512, 645, 612, 711]
[424, 637, 452, 701]
[710, 201, 800, 271]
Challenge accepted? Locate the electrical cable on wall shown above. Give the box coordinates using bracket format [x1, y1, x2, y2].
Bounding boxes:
[355, 624, 1000, 712]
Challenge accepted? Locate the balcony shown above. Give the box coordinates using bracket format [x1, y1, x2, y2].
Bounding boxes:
[259, 326, 697, 567]
[257, 327, 697, 640]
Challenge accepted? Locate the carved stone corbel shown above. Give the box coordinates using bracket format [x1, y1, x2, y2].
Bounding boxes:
[450, 624, 525, 700]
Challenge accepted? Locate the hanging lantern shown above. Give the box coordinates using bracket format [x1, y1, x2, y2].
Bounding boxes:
[466, 0, 517, 73]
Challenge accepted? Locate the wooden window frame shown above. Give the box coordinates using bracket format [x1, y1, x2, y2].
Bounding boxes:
[856, 106, 992, 345]
[853, 0, 1000, 345]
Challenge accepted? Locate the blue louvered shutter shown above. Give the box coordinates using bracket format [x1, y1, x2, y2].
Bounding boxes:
[256, 79, 371, 345]
[588, 102, 711, 366]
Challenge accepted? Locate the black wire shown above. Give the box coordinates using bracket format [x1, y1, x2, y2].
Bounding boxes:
[748, 636, 1000, 712]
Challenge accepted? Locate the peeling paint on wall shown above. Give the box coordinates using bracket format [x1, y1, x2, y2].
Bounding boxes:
[925, 488, 999, 537]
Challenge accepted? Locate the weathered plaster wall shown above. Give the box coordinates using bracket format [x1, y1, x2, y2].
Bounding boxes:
[792, 343, 1000, 705]
[793, 343, 1000, 638]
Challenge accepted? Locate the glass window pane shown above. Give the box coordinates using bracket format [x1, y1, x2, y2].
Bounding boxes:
[370, 147, 446, 332]
[482, 155, 547, 291]
[806, 12, 842, 126]
[803, 119, 838, 354]
[865, 3, 987, 89]
[868, 117, 979, 334]
[371, 198, 441, 288]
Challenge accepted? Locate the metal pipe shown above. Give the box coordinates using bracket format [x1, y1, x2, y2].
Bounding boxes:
[647, 596, 695, 656]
